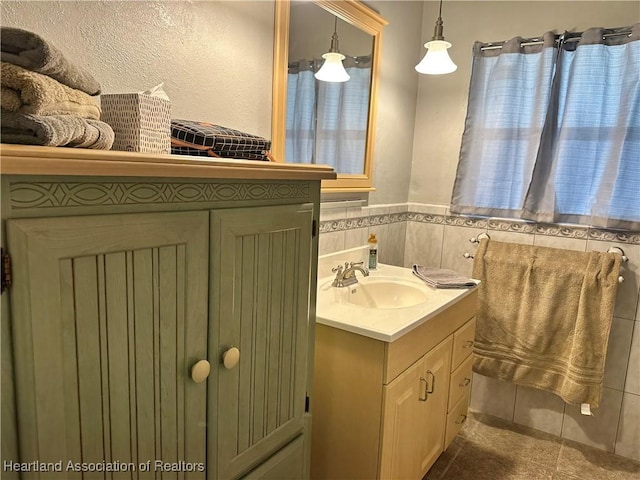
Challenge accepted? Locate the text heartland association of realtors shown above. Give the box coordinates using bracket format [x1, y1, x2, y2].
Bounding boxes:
[3, 460, 205, 473]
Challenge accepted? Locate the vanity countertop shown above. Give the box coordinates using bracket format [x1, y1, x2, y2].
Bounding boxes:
[316, 263, 479, 342]
[0, 144, 336, 181]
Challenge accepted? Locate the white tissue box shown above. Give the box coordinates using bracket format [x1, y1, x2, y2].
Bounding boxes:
[100, 93, 171, 154]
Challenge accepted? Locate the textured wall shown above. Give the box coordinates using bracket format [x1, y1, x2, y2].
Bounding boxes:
[409, 1, 640, 205]
[1, 1, 274, 139]
[367, 0, 422, 205]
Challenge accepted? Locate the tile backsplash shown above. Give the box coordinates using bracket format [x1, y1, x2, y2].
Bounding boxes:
[318, 201, 640, 462]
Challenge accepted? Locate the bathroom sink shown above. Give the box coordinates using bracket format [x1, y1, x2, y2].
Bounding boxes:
[341, 278, 428, 309]
[315, 260, 479, 342]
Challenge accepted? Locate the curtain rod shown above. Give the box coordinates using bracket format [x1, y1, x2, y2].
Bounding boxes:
[479, 30, 632, 51]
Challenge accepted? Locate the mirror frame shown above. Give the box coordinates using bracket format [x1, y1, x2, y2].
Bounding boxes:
[272, 0, 388, 192]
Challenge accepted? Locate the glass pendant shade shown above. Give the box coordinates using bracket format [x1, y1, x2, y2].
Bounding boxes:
[415, 40, 457, 75]
[315, 16, 350, 83]
[315, 52, 350, 82]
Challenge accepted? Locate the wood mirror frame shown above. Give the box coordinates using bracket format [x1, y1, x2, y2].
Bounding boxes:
[272, 0, 387, 192]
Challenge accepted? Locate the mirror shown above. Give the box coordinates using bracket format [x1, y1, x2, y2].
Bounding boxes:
[272, 0, 387, 191]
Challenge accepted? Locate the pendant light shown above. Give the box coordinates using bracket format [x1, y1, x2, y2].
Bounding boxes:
[315, 17, 350, 83]
[415, 0, 457, 75]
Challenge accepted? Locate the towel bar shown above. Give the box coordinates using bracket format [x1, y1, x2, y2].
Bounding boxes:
[607, 246, 628, 262]
[607, 247, 628, 284]
[464, 245, 627, 284]
[469, 232, 490, 244]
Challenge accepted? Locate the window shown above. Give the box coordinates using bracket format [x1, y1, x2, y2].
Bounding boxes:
[451, 25, 640, 231]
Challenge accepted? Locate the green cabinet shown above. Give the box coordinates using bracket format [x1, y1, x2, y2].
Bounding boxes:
[211, 205, 312, 479]
[2, 178, 319, 479]
[7, 211, 210, 478]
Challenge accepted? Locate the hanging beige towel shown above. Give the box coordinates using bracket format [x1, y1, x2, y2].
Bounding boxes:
[472, 239, 621, 408]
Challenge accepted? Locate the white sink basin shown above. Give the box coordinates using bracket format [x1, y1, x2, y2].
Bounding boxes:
[315, 262, 479, 342]
[341, 278, 428, 309]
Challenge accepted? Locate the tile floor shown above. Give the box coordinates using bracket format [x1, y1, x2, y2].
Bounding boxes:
[424, 412, 640, 480]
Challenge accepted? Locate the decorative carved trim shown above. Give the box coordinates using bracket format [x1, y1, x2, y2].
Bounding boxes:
[10, 182, 310, 208]
[588, 228, 640, 244]
[486, 218, 537, 234]
[444, 215, 488, 228]
[320, 219, 347, 234]
[319, 207, 640, 245]
[535, 223, 589, 239]
[409, 213, 447, 224]
[320, 212, 406, 233]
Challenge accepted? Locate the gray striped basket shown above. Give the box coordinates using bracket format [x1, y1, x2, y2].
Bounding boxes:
[100, 93, 171, 154]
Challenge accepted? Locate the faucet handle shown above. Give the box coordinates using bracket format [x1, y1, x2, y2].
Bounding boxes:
[332, 264, 344, 274]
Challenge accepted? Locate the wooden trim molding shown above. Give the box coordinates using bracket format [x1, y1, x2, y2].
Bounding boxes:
[271, 0, 290, 164]
[0, 144, 336, 181]
[9, 181, 311, 210]
[272, 1, 387, 193]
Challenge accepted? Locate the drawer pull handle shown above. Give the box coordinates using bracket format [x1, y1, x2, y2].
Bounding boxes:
[426, 370, 435, 394]
[455, 414, 468, 425]
[462, 340, 474, 349]
[419, 377, 428, 402]
[459, 377, 471, 387]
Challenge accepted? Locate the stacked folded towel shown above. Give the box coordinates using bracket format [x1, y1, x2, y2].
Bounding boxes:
[412, 265, 477, 289]
[1, 27, 113, 149]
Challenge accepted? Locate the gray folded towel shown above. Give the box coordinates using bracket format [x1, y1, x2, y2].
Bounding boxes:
[412, 265, 477, 289]
[1, 26, 101, 95]
[1, 111, 114, 150]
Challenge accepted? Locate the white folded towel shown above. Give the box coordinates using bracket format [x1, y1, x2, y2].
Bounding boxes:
[412, 265, 477, 289]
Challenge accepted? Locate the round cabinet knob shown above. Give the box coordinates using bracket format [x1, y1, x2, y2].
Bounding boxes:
[222, 347, 240, 369]
[191, 360, 211, 384]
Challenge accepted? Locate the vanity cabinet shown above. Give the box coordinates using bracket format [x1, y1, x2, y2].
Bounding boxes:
[311, 291, 477, 480]
[0, 145, 335, 480]
[380, 336, 452, 480]
[445, 318, 476, 448]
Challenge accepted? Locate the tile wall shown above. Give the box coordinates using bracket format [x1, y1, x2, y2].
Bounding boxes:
[318, 201, 640, 461]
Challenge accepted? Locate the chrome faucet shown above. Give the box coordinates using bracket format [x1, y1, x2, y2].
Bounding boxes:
[331, 261, 370, 288]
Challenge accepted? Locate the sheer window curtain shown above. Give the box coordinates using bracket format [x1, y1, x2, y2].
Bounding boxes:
[452, 24, 640, 230]
[286, 56, 371, 173]
[286, 60, 316, 165]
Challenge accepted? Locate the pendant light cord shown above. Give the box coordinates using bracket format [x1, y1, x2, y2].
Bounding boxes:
[330, 16, 340, 53]
[432, 0, 445, 40]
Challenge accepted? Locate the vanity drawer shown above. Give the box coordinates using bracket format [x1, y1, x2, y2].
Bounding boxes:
[444, 392, 470, 450]
[451, 317, 476, 371]
[384, 292, 477, 384]
[448, 353, 473, 412]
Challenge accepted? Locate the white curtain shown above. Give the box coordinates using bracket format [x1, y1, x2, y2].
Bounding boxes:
[452, 24, 640, 230]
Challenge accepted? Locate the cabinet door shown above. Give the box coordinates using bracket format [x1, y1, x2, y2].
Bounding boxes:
[380, 358, 424, 480]
[380, 336, 452, 480]
[210, 204, 313, 479]
[240, 436, 304, 480]
[7, 212, 209, 479]
[416, 336, 452, 478]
